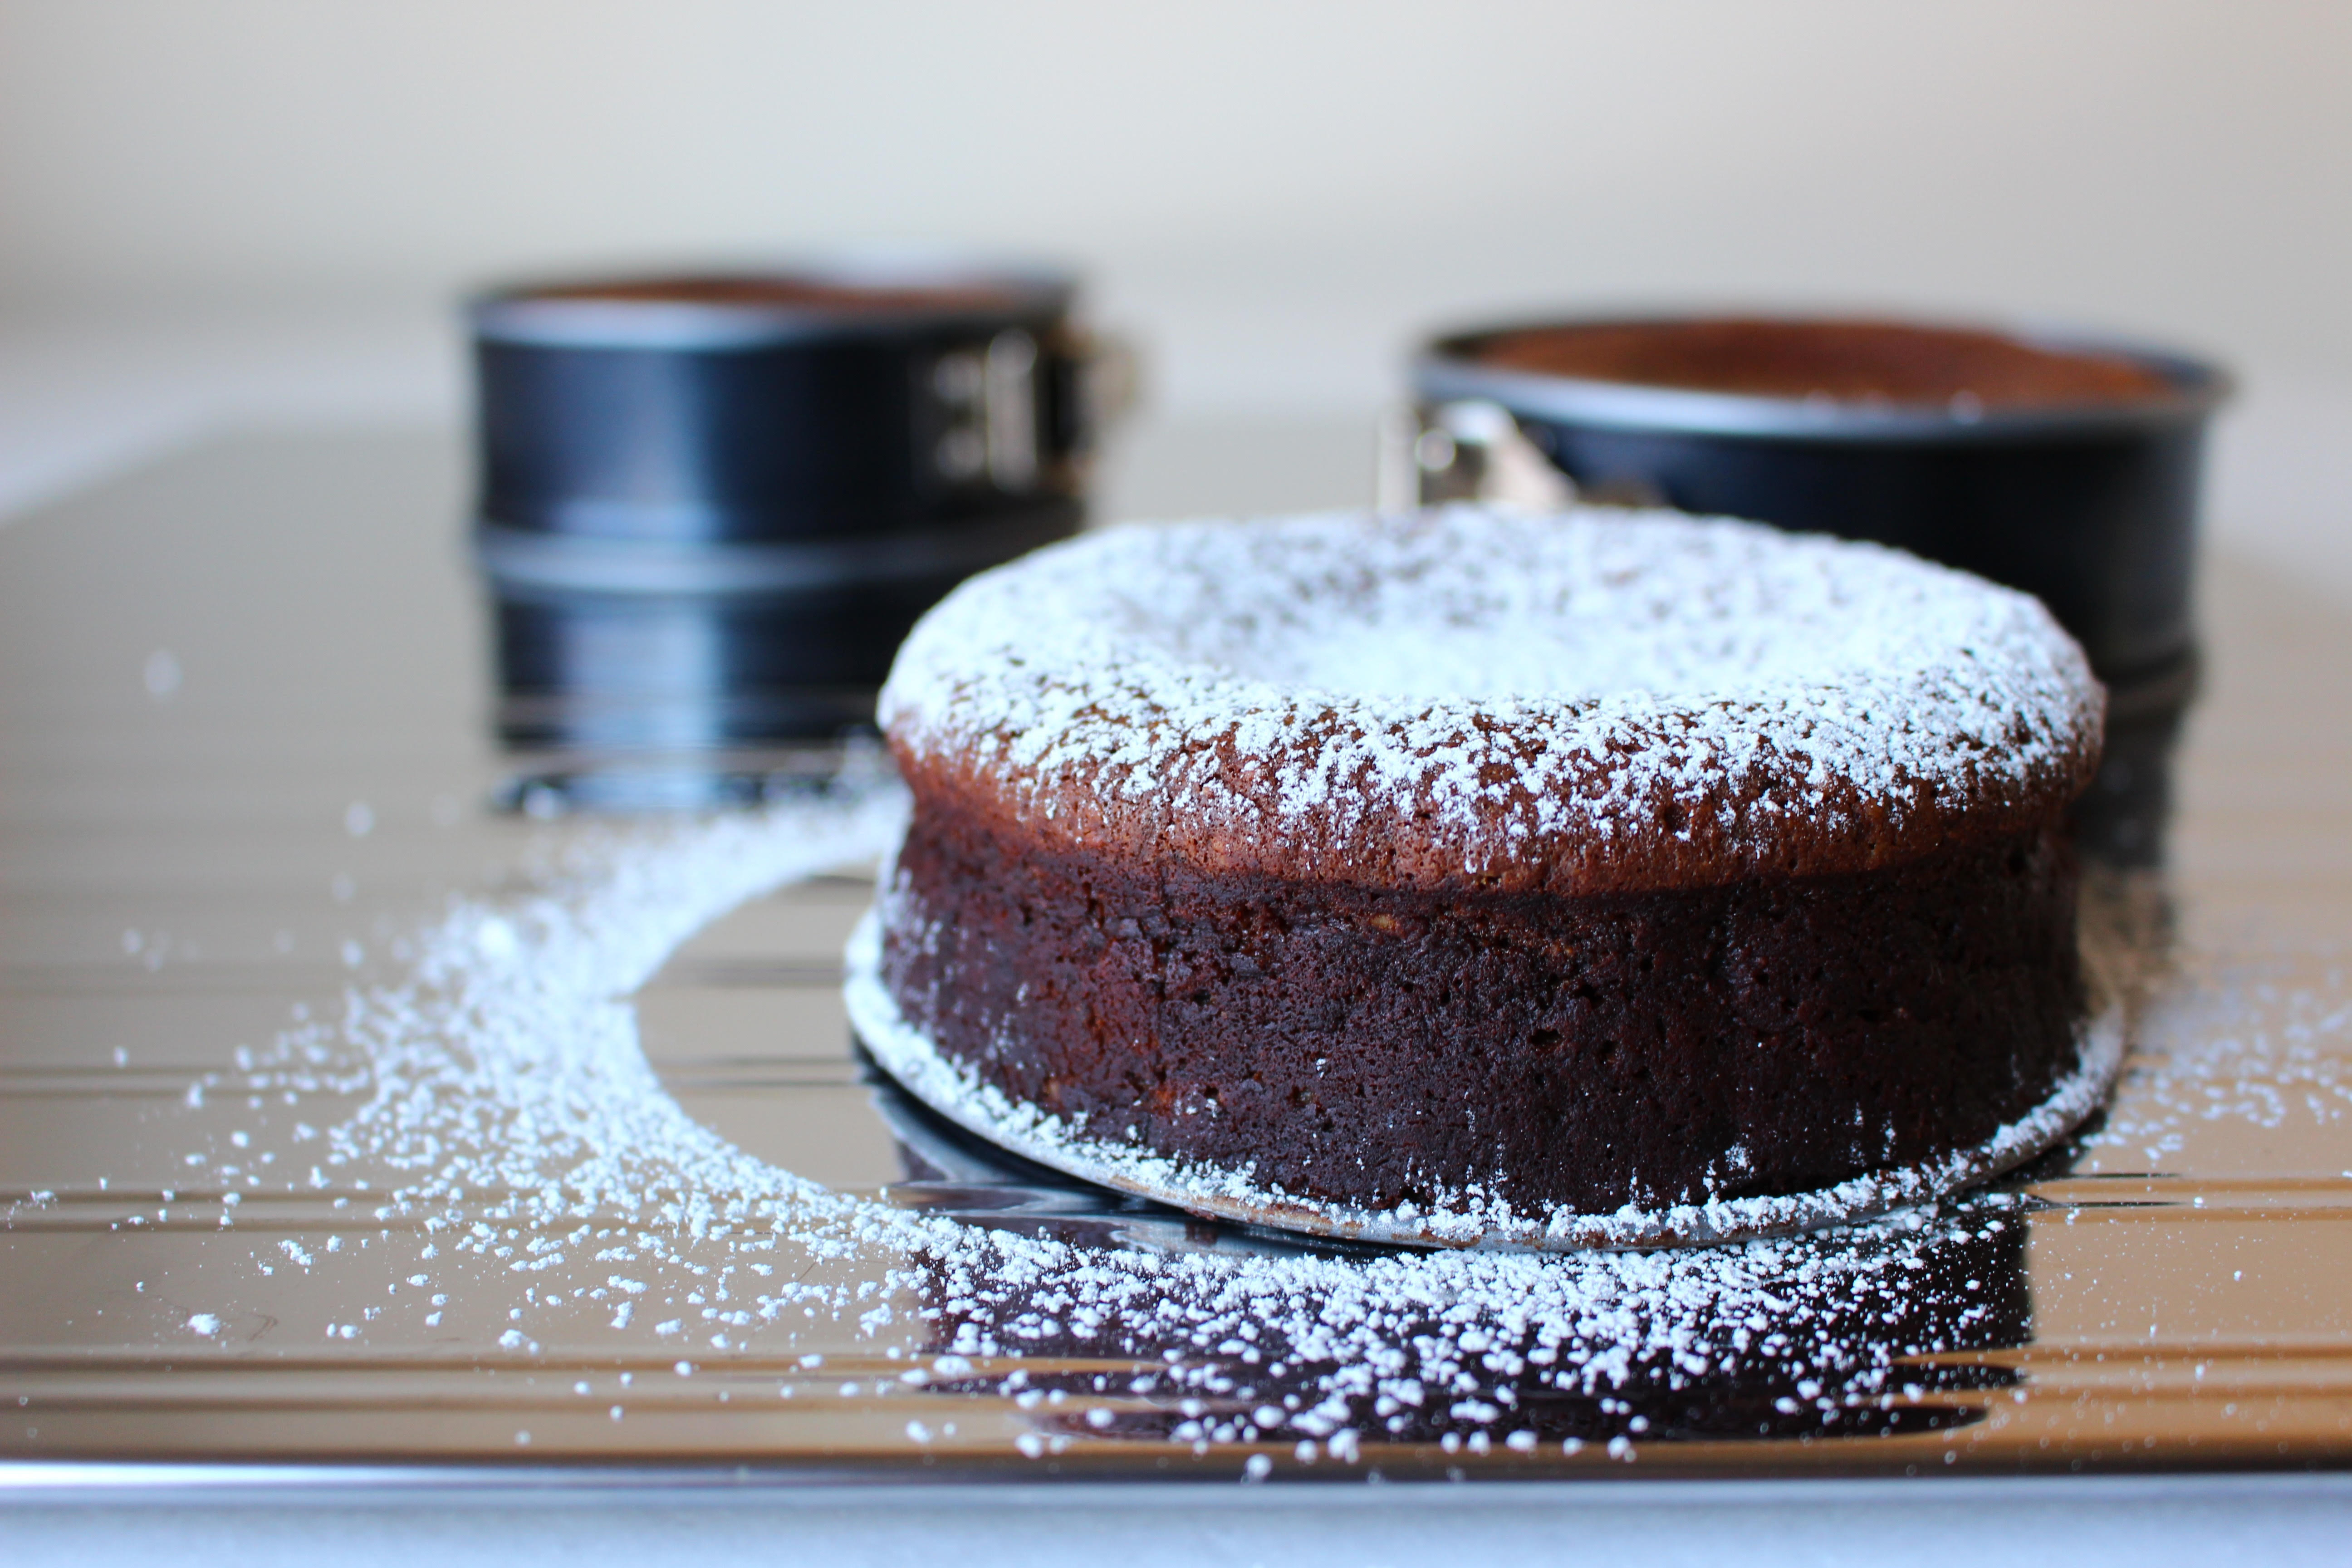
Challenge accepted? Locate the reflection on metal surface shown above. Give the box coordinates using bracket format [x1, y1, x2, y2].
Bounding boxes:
[2, 434, 2351, 1481]
[870, 1067, 2031, 1452]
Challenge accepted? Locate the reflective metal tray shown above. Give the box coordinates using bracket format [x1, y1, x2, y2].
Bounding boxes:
[3, 434, 2349, 1481]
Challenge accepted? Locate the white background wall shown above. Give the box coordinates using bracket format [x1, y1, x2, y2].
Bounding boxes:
[7, 0, 2352, 402]
[0, 0, 2347, 580]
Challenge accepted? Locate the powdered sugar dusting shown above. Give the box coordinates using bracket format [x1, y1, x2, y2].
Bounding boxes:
[882, 506, 2102, 890]
[148, 785, 2081, 1465]
[2084, 946, 2352, 1167]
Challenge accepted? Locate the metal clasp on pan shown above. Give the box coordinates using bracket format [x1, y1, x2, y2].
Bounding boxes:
[928, 328, 1138, 497]
[1377, 399, 1579, 514]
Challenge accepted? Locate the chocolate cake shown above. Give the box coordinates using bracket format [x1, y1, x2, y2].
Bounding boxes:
[853, 506, 2110, 1242]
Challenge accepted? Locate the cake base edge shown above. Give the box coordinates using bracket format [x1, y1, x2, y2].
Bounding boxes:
[843, 907, 2124, 1252]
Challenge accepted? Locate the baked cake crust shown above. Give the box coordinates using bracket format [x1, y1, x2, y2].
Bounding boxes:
[872, 507, 2106, 1219]
[880, 508, 2100, 896]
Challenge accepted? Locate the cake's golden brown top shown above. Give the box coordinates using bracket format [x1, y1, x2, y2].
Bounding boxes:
[880, 507, 2104, 896]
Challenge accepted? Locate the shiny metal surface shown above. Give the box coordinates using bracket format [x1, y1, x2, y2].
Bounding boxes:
[2, 433, 2350, 1480]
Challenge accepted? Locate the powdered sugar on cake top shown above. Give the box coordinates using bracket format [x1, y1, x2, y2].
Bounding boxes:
[881, 506, 2103, 892]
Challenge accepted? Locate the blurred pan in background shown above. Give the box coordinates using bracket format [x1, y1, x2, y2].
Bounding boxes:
[471, 258, 1132, 809]
[1407, 315, 2230, 866]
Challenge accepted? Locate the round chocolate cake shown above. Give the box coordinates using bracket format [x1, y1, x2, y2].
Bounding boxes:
[851, 505, 2111, 1245]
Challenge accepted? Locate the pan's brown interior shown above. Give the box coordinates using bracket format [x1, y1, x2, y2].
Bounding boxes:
[519, 274, 1025, 314]
[1465, 318, 2176, 408]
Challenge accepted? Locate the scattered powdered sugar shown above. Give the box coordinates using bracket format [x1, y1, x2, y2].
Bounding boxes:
[2085, 949, 2352, 1167]
[882, 506, 2102, 888]
[332, 783, 915, 1229]
[164, 779, 2069, 1461]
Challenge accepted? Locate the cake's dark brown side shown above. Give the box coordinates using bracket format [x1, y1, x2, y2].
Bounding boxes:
[879, 797, 2084, 1215]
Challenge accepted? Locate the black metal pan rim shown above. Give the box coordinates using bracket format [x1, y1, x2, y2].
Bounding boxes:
[470, 254, 1076, 351]
[1416, 317, 2229, 444]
